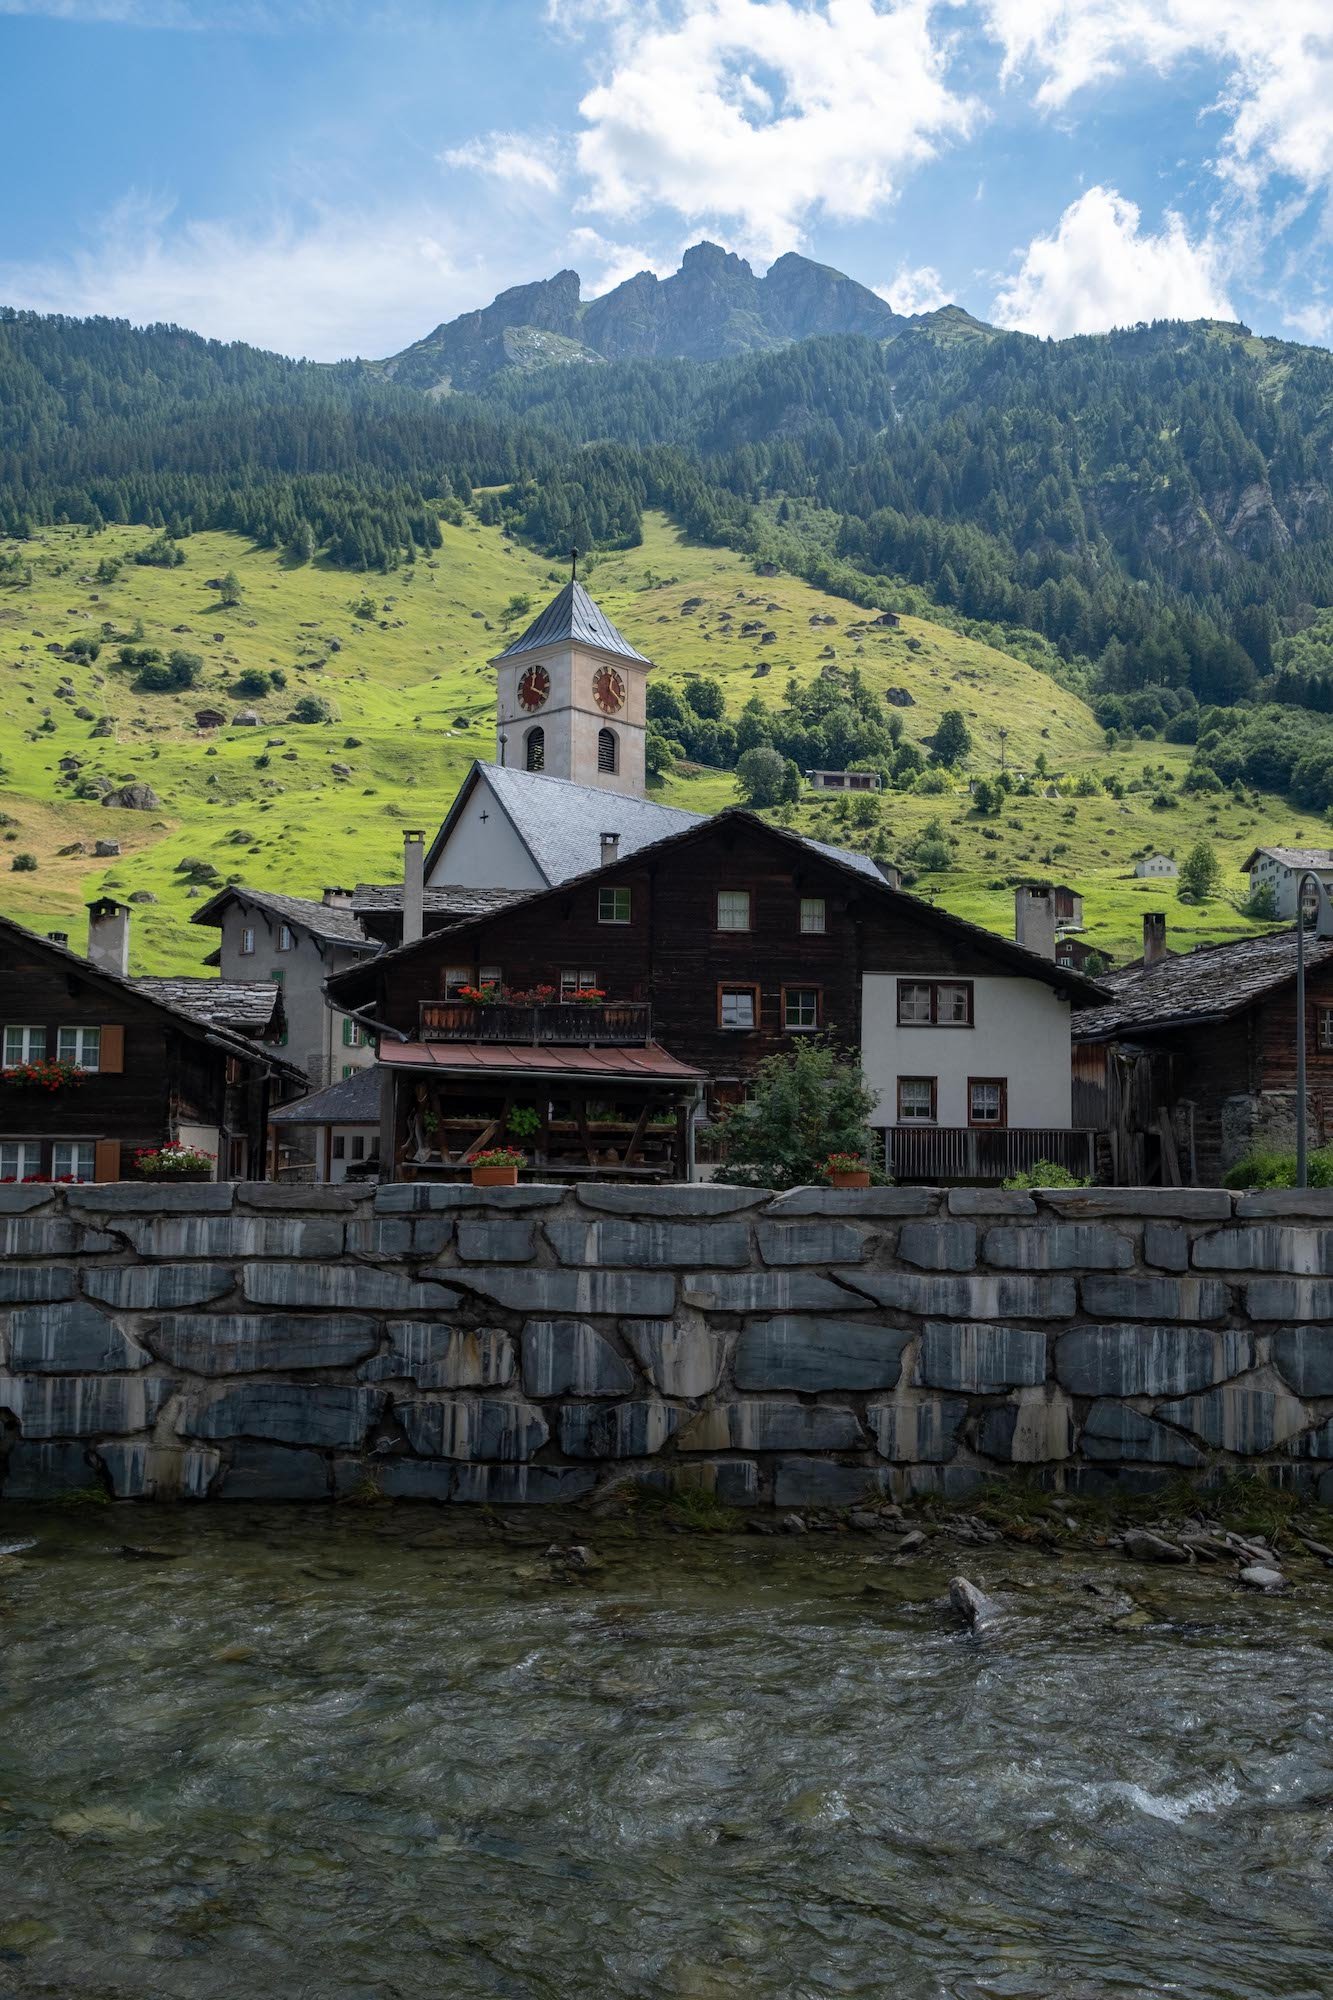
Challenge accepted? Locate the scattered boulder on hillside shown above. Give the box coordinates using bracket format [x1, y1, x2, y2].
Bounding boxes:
[57, 841, 87, 857]
[94, 840, 120, 857]
[232, 709, 261, 726]
[102, 784, 161, 812]
[885, 687, 916, 707]
[74, 707, 95, 721]
[90, 716, 114, 737]
[331, 763, 351, 777]
[760, 631, 778, 644]
[680, 597, 703, 613]
[128, 890, 157, 904]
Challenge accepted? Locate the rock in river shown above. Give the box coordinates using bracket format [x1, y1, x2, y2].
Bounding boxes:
[1239, 1565, 1288, 1593]
[949, 1576, 1001, 1634]
[1122, 1529, 1190, 1565]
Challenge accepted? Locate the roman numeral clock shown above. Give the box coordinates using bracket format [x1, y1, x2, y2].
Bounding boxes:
[490, 574, 654, 792]
[518, 665, 549, 712]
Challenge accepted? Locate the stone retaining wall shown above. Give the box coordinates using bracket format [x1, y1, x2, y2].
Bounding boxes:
[4, 1180, 1333, 1506]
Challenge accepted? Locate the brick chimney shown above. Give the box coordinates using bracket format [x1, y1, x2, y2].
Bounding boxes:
[402, 831, 425, 946]
[1143, 912, 1168, 966]
[86, 897, 130, 977]
[1014, 885, 1056, 960]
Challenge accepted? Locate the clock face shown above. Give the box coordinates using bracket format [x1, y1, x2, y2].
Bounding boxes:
[517, 665, 550, 713]
[593, 664, 626, 714]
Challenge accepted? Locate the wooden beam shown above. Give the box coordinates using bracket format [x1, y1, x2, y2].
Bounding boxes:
[1157, 1108, 1182, 1187]
[624, 1099, 652, 1166]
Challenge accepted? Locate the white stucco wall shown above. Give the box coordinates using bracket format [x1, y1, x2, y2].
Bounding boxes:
[427, 777, 547, 891]
[861, 973, 1073, 1127]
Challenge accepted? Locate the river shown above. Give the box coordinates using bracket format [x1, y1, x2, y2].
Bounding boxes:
[1, 1504, 1330, 1999]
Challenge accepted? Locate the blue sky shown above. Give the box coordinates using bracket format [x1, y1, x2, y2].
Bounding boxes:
[3, 0, 1332, 359]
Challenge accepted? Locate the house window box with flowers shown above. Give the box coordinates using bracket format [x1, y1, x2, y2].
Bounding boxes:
[468, 1145, 525, 1188]
[133, 1142, 217, 1182]
[1, 1058, 87, 1093]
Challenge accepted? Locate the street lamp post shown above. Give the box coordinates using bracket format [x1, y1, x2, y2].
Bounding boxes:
[1294, 871, 1333, 1188]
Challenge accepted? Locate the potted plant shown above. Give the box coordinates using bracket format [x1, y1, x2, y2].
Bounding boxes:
[823, 1151, 871, 1190]
[133, 1142, 216, 1182]
[507, 1105, 541, 1142]
[468, 1144, 525, 1188]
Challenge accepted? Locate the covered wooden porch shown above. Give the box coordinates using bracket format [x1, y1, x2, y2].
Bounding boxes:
[378, 1040, 705, 1183]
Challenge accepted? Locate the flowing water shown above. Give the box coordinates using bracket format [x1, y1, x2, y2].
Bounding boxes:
[2, 1505, 1331, 1999]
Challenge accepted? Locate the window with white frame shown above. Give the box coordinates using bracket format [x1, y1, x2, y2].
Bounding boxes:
[444, 966, 472, 998]
[240, 926, 256, 956]
[782, 987, 819, 1031]
[968, 1078, 1007, 1126]
[479, 965, 503, 990]
[57, 1026, 101, 1072]
[561, 968, 599, 1000]
[277, 924, 294, 951]
[896, 979, 973, 1027]
[897, 1076, 937, 1123]
[0, 1140, 41, 1179]
[341, 1017, 362, 1047]
[799, 897, 826, 934]
[52, 1140, 96, 1181]
[1319, 1007, 1333, 1052]
[716, 889, 751, 932]
[599, 887, 631, 925]
[3, 1025, 45, 1066]
[719, 986, 758, 1030]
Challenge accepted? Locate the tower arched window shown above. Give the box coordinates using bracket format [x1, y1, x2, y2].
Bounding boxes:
[525, 726, 545, 772]
[597, 728, 618, 775]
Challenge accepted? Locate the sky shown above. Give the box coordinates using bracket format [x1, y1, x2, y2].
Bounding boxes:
[3, 0, 1332, 360]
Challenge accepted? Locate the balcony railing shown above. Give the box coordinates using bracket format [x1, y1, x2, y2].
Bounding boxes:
[885, 1125, 1096, 1185]
[418, 1000, 652, 1046]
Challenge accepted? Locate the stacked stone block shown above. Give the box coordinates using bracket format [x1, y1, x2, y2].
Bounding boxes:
[4, 1180, 1333, 1504]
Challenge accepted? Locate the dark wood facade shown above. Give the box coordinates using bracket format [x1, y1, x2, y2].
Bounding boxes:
[0, 920, 301, 1181]
[1075, 957, 1333, 1185]
[331, 815, 1092, 1119]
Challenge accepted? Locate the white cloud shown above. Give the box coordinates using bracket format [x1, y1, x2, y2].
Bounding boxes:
[992, 185, 1234, 335]
[442, 131, 564, 196]
[563, 0, 981, 261]
[982, 1, 1333, 201]
[565, 226, 678, 293]
[0, 191, 518, 359]
[877, 261, 947, 315]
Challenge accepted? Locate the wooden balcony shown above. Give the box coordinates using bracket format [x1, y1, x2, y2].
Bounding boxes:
[885, 1125, 1096, 1185]
[418, 1000, 652, 1046]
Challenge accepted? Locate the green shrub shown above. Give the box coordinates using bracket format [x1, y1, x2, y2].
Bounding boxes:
[713, 1043, 883, 1191]
[1222, 1148, 1333, 1189]
[1002, 1160, 1091, 1190]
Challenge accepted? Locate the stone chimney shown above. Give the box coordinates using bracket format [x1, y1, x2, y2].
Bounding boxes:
[1143, 912, 1168, 966]
[322, 887, 353, 909]
[86, 897, 130, 977]
[600, 831, 620, 866]
[1014, 885, 1056, 960]
[876, 860, 902, 889]
[47, 931, 70, 948]
[402, 831, 425, 946]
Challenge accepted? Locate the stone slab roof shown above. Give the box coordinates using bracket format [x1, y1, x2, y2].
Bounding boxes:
[1073, 925, 1333, 1040]
[493, 579, 651, 665]
[269, 1066, 382, 1124]
[351, 883, 529, 918]
[133, 978, 283, 1038]
[190, 887, 376, 949]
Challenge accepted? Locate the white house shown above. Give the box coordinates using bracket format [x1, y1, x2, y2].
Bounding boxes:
[1134, 854, 1178, 879]
[1242, 847, 1333, 918]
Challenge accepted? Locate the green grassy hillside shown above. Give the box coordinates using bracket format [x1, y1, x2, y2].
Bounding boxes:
[0, 511, 1314, 974]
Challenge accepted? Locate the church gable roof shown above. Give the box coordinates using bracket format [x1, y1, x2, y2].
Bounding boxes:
[494, 579, 651, 665]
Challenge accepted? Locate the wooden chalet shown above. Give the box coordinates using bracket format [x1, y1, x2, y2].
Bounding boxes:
[326, 811, 1104, 1185]
[0, 903, 304, 1182]
[1072, 912, 1333, 1184]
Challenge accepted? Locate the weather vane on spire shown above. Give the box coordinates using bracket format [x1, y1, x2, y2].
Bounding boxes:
[570, 546, 579, 582]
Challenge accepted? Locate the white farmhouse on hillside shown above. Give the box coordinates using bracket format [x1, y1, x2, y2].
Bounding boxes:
[1134, 853, 1178, 879]
[1242, 846, 1333, 918]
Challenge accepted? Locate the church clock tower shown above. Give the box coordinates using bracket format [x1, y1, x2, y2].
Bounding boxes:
[490, 567, 653, 795]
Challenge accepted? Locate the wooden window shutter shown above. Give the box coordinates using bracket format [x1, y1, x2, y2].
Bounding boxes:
[93, 1138, 122, 1182]
[100, 1024, 125, 1073]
